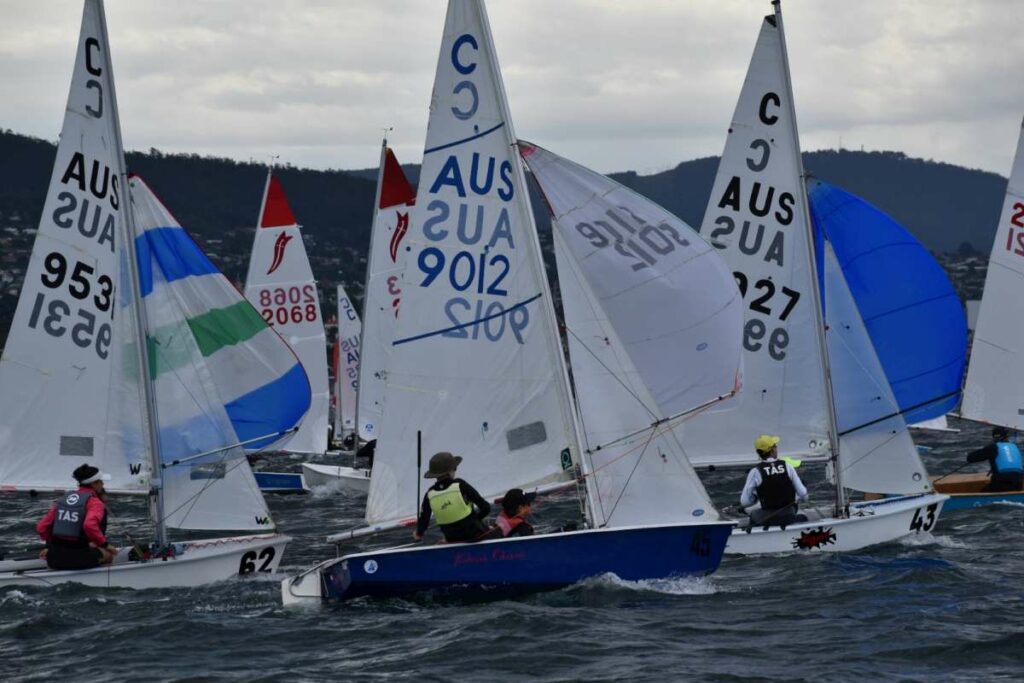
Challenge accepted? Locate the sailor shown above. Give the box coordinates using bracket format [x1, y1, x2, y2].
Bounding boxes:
[740, 435, 809, 528]
[481, 488, 536, 540]
[356, 438, 377, 468]
[36, 464, 117, 570]
[966, 426, 1024, 492]
[413, 452, 491, 543]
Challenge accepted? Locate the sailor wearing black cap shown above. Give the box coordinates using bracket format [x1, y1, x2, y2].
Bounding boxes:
[414, 452, 492, 543]
[966, 426, 1024, 492]
[481, 488, 536, 540]
[36, 464, 117, 570]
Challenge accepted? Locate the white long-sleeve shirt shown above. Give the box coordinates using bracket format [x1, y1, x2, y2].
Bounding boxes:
[740, 457, 809, 508]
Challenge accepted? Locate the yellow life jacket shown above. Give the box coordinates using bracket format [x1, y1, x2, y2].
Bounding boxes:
[427, 482, 473, 525]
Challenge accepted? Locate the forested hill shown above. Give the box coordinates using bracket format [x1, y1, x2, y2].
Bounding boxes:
[0, 128, 1007, 346]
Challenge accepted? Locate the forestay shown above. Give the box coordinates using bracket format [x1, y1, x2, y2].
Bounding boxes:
[822, 242, 931, 495]
[808, 179, 966, 424]
[0, 1, 147, 494]
[356, 145, 416, 441]
[522, 142, 740, 526]
[687, 10, 832, 466]
[364, 0, 578, 526]
[130, 175, 309, 531]
[244, 173, 328, 454]
[962, 119, 1024, 429]
[335, 284, 361, 441]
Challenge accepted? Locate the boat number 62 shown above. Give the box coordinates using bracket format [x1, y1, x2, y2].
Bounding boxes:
[238, 547, 276, 575]
[908, 503, 938, 533]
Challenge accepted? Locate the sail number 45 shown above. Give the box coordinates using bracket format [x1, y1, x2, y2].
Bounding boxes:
[908, 503, 938, 532]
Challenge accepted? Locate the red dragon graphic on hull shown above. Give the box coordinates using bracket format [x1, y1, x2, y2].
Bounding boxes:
[389, 212, 409, 263]
[266, 232, 293, 275]
[792, 526, 837, 550]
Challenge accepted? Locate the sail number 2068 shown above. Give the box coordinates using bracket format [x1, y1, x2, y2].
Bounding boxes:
[257, 285, 319, 326]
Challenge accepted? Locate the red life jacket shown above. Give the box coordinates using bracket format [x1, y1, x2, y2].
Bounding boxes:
[495, 512, 525, 537]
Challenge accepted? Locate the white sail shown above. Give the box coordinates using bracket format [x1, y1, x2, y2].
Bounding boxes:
[823, 243, 931, 495]
[243, 173, 328, 454]
[522, 142, 740, 526]
[364, 0, 578, 525]
[685, 10, 832, 466]
[130, 175, 309, 531]
[0, 0, 147, 493]
[962, 119, 1024, 428]
[336, 284, 361, 441]
[356, 144, 416, 441]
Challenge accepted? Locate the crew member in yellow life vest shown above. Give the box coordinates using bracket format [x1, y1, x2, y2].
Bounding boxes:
[413, 452, 492, 543]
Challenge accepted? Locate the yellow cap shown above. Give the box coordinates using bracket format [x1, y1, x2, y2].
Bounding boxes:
[754, 434, 781, 453]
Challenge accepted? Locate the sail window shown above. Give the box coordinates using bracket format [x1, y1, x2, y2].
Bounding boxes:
[59, 436, 94, 457]
[506, 422, 547, 451]
[189, 463, 226, 480]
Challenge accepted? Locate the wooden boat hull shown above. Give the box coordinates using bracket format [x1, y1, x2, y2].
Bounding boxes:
[300, 463, 370, 492]
[725, 493, 948, 555]
[254, 471, 307, 494]
[281, 521, 733, 604]
[0, 534, 289, 589]
[932, 473, 1024, 511]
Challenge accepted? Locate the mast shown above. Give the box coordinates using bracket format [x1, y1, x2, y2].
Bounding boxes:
[476, 1, 599, 527]
[354, 137, 389, 443]
[96, 0, 168, 545]
[773, 0, 845, 516]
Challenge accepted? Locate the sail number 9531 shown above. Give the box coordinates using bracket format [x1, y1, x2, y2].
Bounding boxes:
[734, 271, 799, 361]
[27, 251, 113, 359]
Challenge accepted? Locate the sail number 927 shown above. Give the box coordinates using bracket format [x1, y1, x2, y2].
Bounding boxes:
[734, 271, 800, 361]
[27, 251, 113, 359]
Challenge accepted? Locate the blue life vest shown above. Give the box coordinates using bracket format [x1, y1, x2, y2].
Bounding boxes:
[994, 442, 1024, 474]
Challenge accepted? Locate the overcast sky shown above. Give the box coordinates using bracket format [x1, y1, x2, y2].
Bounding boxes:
[1, 0, 1021, 177]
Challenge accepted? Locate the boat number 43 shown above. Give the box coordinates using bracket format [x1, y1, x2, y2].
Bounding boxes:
[908, 503, 938, 533]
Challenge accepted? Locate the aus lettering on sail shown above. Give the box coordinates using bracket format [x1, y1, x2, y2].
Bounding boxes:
[29, 26, 120, 362]
[415, 31, 525, 346]
[706, 90, 802, 362]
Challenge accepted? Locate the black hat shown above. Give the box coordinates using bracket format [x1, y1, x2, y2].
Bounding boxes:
[501, 488, 536, 516]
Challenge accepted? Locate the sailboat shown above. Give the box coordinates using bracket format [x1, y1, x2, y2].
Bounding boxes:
[0, 0, 303, 588]
[244, 172, 329, 456]
[302, 283, 371, 491]
[300, 141, 417, 492]
[950, 117, 1024, 510]
[281, 0, 734, 604]
[684, 1, 947, 554]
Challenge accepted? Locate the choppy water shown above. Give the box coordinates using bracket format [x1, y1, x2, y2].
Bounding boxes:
[2, 419, 1023, 682]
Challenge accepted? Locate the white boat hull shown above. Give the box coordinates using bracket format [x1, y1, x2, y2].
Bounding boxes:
[0, 534, 290, 589]
[725, 494, 948, 555]
[301, 463, 370, 493]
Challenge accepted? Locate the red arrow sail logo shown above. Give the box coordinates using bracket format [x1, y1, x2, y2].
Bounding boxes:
[389, 212, 409, 263]
[267, 232, 293, 275]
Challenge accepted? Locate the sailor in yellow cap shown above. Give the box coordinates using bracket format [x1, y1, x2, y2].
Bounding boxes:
[740, 435, 808, 528]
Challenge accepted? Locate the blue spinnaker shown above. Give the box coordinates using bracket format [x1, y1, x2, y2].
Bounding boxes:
[808, 179, 967, 424]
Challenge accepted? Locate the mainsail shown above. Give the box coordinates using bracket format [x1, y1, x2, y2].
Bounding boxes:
[962, 119, 1024, 428]
[521, 142, 741, 527]
[335, 284, 361, 441]
[685, 7, 833, 467]
[364, 0, 578, 526]
[356, 144, 416, 441]
[244, 173, 328, 454]
[0, 0, 147, 493]
[130, 175, 310, 530]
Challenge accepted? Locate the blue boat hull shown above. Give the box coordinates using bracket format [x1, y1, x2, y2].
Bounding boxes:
[941, 492, 1024, 511]
[254, 471, 307, 494]
[321, 521, 733, 601]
